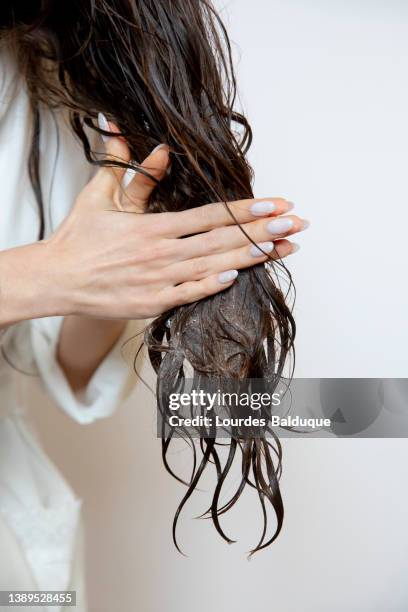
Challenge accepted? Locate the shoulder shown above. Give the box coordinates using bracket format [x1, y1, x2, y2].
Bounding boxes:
[0, 45, 22, 116]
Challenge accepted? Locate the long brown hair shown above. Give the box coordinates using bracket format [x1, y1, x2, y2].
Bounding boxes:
[1, 0, 295, 555]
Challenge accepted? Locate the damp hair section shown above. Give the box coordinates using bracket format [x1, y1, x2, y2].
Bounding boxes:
[2, 0, 296, 555]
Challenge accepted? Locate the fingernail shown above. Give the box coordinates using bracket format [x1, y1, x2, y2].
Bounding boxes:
[122, 165, 137, 189]
[286, 201, 295, 211]
[267, 217, 294, 234]
[302, 219, 311, 230]
[150, 144, 167, 155]
[291, 242, 301, 253]
[218, 270, 238, 284]
[250, 241, 274, 257]
[98, 112, 110, 142]
[250, 201, 276, 216]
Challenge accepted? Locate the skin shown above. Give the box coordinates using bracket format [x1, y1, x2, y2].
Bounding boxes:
[0, 123, 308, 391]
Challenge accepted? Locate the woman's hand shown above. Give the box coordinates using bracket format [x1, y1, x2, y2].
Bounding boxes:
[43, 121, 309, 321]
[0, 120, 309, 329]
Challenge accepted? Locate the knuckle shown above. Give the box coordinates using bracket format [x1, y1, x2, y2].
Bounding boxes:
[205, 229, 223, 253]
[196, 278, 213, 299]
[196, 202, 214, 228]
[145, 240, 174, 262]
[136, 270, 161, 286]
[153, 212, 173, 233]
[198, 277, 212, 295]
[175, 284, 194, 305]
[201, 202, 219, 227]
[190, 257, 210, 278]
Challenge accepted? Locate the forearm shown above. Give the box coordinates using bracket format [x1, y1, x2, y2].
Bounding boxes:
[0, 242, 127, 392]
[56, 316, 127, 392]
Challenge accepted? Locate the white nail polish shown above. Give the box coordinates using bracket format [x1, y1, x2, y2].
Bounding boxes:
[267, 217, 294, 234]
[218, 270, 238, 284]
[150, 144, 167, 155]
[291, 243, 301, 253]
[97, 112, 110, 142]
[250, 242, 274, 257]
[122, 166, 137, 189]
[250, 201, 276, 216]
[302, 219, 311, 230]
[286, 202, 295, 211]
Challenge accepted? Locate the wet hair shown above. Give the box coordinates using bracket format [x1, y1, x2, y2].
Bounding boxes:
[1, 0, 295, 555]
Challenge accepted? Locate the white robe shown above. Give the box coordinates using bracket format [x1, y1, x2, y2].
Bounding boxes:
[0, 49, 132, 611]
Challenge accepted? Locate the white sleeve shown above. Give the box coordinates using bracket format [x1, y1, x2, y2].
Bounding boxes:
[30, 316, 133, 424]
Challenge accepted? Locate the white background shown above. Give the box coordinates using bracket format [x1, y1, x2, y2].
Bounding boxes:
[30, 1, 408, 610]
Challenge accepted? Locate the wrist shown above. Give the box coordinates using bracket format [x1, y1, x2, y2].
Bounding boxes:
[0, 241, 70, 327]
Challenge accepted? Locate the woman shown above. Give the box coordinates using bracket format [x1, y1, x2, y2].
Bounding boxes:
[0, 0, 308, 607]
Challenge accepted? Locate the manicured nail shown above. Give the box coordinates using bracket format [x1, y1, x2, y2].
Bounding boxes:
[250, 242, 274, 257]
[250, 201, 276, 216]
[122, 165, 137, 189]
[97, 112, 110, 142]
[267, 217, 294, 235]
[150, 144, 167, 155]
[302, 219, 311, 230]
[286, 201, 295, 211]
[218, 270, 238, 284]
[291, 242, 301, 253]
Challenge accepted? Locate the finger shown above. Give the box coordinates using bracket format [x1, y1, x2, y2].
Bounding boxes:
[163, 240, 299, 284]
[158, 269, 239, 310]
[157, 197, 293, 238]
[170, 215, 309, 261]
[273, 239, 301, 258]
[121, 145, 170, 212]
[93, 113, 131, 196]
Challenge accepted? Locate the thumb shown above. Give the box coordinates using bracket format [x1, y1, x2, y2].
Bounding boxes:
[121, 144, 170, 212]
[90, 113, 131, 198]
